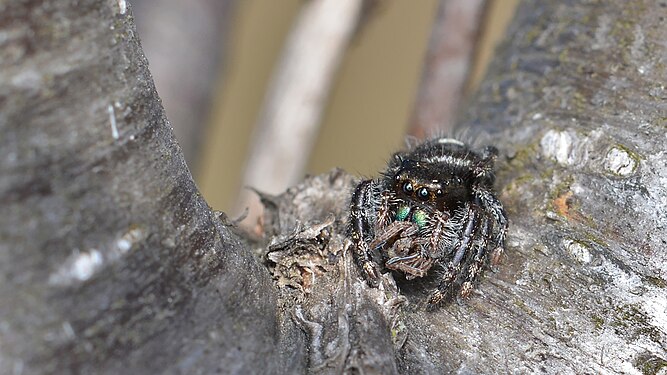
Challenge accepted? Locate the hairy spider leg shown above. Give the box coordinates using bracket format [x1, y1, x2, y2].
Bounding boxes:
[428, 203, 481, 304]
[474, 146, 507, 260]
[458, 207, 492, 298]
[473, 186, 508, 266]
[376, 190, 394, 232]
[349, 179, 382, 286]
[386, 252, 420, 266]
[481, 145, 499, 161]
[419, 207, 452, 259]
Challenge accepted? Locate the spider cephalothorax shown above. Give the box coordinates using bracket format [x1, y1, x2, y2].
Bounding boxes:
[348, 137, 507, 305]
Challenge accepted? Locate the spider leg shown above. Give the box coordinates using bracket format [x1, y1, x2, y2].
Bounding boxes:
[420, 206, 455, 259]
[349, 179, 382, 286]
[458, 211, 492, 298]
[428, 203, 481, 304]
[376, 191, 394, 231]
[473, 185, 508, 266]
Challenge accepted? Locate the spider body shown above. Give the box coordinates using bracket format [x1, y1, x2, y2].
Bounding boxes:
[348, 137, 507, 304]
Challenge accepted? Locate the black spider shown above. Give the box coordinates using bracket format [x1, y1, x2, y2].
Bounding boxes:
[347, 137, 507, 305]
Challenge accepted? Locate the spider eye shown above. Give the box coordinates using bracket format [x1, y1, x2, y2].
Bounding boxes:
[417, 187, 429, 200]
[402, 181, 414, 194]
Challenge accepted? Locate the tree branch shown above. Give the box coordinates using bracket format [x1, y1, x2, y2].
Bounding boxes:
[236, 0, 364, 228]
[1, 0, 665, 374]
[260, 0, 667, 373]
[0, 2, 300, 373]
[407, 0, 487, 137]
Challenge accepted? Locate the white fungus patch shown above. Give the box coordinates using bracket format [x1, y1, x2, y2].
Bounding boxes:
[49, 249, 104, 285]
[578, 256, 666, 374]
[10, 69, 42, 90]
[604, 147, 637, 176]
[540, 129, 575, 165]
[118, 0, 127, 14]
[570, 181, 586, 195]
[116, 238, 132, 252]
[71, 249, 103, 280]
[642, 289, 667, 335]
[642, 152, 667, 257]
[598, 256, 643, 294]
[563, 239, 592, 264]
[48, 227, 146, 286]
[115, 226, 146, 254]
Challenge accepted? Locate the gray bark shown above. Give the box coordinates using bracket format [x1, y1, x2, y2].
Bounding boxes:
[0, 1, 301, 374]
[1, 1, 665, 375]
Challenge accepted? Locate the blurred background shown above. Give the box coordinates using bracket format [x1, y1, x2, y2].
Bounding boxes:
[131, 0, 519, 219]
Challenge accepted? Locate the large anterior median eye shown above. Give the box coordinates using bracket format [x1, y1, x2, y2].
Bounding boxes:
[417, 187, 429, 200]
[402, 181, 414, 194]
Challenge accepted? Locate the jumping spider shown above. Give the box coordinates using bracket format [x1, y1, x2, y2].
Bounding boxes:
[348, 137, 507, 305]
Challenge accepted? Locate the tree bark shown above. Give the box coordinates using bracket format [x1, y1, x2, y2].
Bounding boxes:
[0, 1, 302, 373]
[1, 1, 665, 375]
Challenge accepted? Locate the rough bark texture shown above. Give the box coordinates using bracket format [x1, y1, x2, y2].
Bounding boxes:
[430, 1, 667, 372]
[0, 1, 302, 374]
[1, 0, 666, 375]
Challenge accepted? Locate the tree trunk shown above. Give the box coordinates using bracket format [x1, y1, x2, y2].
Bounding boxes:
[1, 0, 665, 374]
[0, 1, 302, 373]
